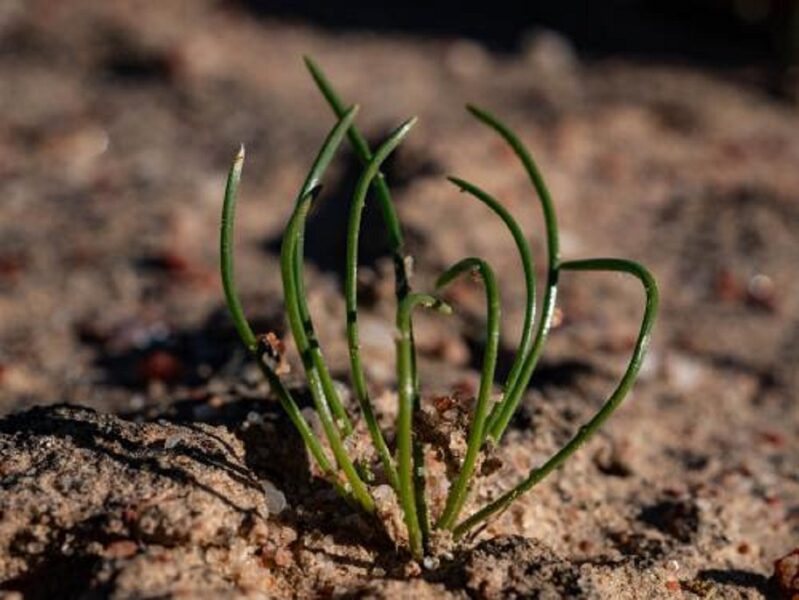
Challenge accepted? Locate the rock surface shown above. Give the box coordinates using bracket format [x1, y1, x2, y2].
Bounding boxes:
[0, 405, 274, 598]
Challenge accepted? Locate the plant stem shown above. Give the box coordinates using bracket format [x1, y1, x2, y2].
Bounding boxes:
[220, 146, 257, 352]
[220, 147, 348, 499]
[445, 176, 537, 436]
[396, 293, 452, 559]
[467, 105, 561, 443]
[290, 106, 362, 437]
[453, 258, 659, 538]
[252, 346, 352, 502]
[304, 57, 422, 422]
[346, 117, 417, 491]
[282, 192, 375, 514]
[304, 57, 411, 294]
[435, 258, 500, 530]
[412, 427, 430, 546]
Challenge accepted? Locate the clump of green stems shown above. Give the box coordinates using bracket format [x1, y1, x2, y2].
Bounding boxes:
[221, 57, 659, 560]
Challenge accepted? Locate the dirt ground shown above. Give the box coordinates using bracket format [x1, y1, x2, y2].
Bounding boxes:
[1, 1, 798, 598]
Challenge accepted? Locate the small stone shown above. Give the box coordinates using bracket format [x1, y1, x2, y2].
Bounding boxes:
[404, 560, 422, 577]
[261, 479, 287, 515]
[665, 353, 703, 391]
[332, 380, 351, 405]
[593, 442, 633, 478]
[666, 559, 680, 572]
[372, 484, 394, 505]
[746, 273, 776, 311]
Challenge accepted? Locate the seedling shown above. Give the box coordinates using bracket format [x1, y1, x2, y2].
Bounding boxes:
[220, 57, 659, 560]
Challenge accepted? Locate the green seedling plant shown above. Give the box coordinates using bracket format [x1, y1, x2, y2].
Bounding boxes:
[221, 57, 659, 560]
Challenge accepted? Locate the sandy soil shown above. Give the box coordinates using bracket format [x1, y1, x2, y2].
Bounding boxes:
[0, 1, 797, 598]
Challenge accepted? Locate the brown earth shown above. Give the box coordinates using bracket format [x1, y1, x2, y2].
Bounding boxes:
[0, 1, 798, 598]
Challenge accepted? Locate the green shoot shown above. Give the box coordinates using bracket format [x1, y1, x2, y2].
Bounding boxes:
[221, 145, 257, 353]
[219, 59, 659, 560]
[346, 117, 418, 491]
[304, 57, 421, 413]
[453, 258, 659, 538]
[435, 258, 500, 530]
[282, 189, 375, 513]
[445, 176, 537, 436]
[467, 105, 562, 443]
[221, 146, 349, 500]
[288, 105, 362, 437]
[396, 293, 452, 558]
[304, 56, 411, 300]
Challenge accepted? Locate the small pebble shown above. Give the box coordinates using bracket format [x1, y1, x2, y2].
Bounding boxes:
[332, 380, 351, 404]
[372, 484, 394, 506]
[261, 479, 287, 515]
[746, 273, 776, 311]
[666, 353, 702, 391]
[666, 559, 680, 572]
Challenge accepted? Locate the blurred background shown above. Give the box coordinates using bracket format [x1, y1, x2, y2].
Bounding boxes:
[0, 0, 797, 441]
[252, 0, 799, 88]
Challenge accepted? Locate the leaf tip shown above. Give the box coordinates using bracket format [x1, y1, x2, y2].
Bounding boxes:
[303, 55, 322, 79]
[445, 175, 468, 194]
[393, 116, 418, 142]
[465, 103, 491, 124]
